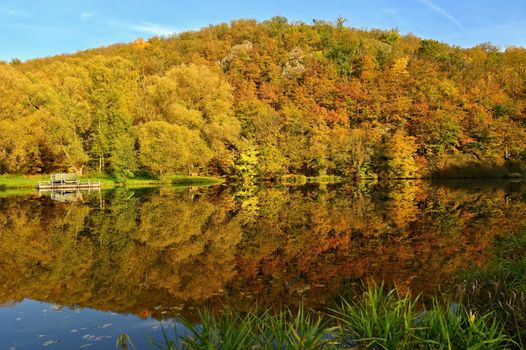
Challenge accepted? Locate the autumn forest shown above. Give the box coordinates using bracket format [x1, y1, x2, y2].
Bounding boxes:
[1, 17, 525, 179]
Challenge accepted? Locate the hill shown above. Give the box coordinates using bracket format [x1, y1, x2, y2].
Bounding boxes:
[1, 17, 525, 179]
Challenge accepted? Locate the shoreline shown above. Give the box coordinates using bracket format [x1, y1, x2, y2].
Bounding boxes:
[0, 174, 223, 190]
[0, 173, 523, 190]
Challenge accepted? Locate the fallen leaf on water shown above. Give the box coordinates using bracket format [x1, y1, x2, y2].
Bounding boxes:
[43, 340, 61, 347]
[96, 323, 112, 329]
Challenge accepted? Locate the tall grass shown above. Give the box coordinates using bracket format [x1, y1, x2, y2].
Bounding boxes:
[332, 286, 418, 349]
[454, 231, 526, 346]
[153, 285, 511, 349]
[333, 285, 510, 350]
[416, 301, 508, 350]
[154, 307, 336, 350]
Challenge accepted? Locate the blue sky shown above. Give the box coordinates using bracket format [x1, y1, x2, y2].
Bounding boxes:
[1, 0, 525, 61]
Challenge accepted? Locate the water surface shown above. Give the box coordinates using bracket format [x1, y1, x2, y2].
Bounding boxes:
[1, 180, 525, 349]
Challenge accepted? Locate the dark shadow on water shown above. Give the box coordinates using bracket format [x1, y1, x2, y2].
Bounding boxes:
[430, 177, 525, 192]
[428, 161, 522, 180]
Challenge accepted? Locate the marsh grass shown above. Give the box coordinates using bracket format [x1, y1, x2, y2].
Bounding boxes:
[454, 231, 526, 346]
[333, 285, 510, 350]
[415, 300, 509, 350]
[332, 286, 419, 349]
[153, 285, 511, 349]
[153, 307, 336, 350]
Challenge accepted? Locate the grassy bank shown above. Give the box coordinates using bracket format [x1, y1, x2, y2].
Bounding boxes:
[0, 174, 222, 190]
[148, 285, 512, 350]
[89, 174, 222, 188]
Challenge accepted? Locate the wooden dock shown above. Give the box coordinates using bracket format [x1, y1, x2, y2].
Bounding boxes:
[37, 173, 101, 190]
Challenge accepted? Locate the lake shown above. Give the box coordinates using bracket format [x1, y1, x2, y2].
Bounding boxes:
[1, 180, 525, 349]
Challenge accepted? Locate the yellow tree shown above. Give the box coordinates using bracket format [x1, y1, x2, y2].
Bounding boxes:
[385, 130, 419, 178]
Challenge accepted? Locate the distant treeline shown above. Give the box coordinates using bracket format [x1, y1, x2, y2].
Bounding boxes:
[1, 17, 525, 179]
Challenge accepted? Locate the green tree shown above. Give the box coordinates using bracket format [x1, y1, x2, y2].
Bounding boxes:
[85, 56, 137, 177]
[139, 64, 240, 174]
[138, 121, 211, 176]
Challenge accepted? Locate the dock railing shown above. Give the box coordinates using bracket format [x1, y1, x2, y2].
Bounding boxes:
[51, 173, 78, 184]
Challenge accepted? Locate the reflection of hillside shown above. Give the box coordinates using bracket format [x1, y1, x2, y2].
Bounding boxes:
[0, 182, 525, 319]
[230, 181, 526, 309]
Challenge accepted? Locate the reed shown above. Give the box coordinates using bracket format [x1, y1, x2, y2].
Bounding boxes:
[454, 231, 526, 346]
[153, 285, 512, 349]
[153, 307, 336, 350]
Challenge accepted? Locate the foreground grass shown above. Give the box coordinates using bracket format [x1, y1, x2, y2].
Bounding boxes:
[0, 174, 222, 189]
[454, 231, 526, 347]
[151, 285, 512, 350]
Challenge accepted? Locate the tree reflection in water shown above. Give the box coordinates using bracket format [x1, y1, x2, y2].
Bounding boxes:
[0, 180, 525, 320]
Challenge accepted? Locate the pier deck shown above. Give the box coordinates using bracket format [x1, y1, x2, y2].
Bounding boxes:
[37, 182, 102, 190]
[36, 173, 101, 190]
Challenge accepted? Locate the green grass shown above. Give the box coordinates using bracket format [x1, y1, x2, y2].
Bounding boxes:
[151, 285, 511, 350]
[307, 175, 343, 184]
[169, 175, 223, 186]
[279, 174, 308, 184]
[0, 174, 222, 190]
[0, 188, 36, 197]
[453, 231, 526, 346]
[279, 174, 343, 185]
[334, 286, 510, 349]
[0, 174, 50, 189]
[155, 307, 336, 350]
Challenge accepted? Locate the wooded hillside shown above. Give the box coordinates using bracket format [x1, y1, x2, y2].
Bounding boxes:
[1, 17, 525, 178]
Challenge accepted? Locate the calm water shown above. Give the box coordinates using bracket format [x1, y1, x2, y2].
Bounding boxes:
[1, 180, 525, 349]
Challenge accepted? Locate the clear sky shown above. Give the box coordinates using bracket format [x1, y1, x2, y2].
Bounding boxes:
[1, 0, 525, 61]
